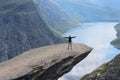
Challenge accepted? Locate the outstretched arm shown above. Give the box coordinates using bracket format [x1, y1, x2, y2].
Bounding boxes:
[71, 36, 76, 38]
[64, 37, 69, 38]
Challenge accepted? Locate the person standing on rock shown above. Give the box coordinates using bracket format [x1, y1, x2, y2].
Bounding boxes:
[64, 35, 76, 50]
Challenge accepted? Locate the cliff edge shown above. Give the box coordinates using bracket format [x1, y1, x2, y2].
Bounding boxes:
[0, 0, 65, 62]
[0, 43, 92, 80]
[111, 23, 120, 49]
[81, 54, 120, 80]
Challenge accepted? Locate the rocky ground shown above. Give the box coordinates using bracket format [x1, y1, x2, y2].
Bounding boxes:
[0, 0, 65, 62]
[0, 43, 92, 80]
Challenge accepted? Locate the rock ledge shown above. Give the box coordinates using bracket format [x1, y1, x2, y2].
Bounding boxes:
[0, 44, 92, 80]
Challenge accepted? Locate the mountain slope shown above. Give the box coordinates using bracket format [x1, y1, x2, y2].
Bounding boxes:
[37, 0, 79, 33]
[0, 0, 65, 62]
[111, 23, 120, 49]
[35, 0, 120, 33]
[55, 0, 120, 22]
[0, 44, 92, 80]
[81, 54, 120, 80]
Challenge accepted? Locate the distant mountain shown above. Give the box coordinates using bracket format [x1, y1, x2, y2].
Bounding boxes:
[79, 0, 120, 8]
[37, 0, 78, 33]
[0, 0, 65, 62]
[55, 0, 120, 22]
[34, 0, 120, 33]
[111, 23, 120, 49]
[81, 54, 120, 80]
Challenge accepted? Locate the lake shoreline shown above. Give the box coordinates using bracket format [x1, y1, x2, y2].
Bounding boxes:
[59, 22, 120, 80]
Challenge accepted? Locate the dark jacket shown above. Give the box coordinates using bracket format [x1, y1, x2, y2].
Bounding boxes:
[64, 36, 76, 43]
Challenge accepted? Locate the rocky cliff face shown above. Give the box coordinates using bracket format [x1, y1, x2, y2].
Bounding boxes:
[37, 0, 78, 33]
[0, 0, 65, 62]
[0, 44, 92, 80]
[111, 23, 120, 49]
[81, 54, 120, 80]
[37, 0, 120, 33]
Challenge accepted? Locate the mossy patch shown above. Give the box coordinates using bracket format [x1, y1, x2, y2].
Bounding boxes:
[31, 65, 44, 71]
[81, 62, 109, 80]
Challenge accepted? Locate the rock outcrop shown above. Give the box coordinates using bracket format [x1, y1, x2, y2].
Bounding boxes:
[81, 54, 120, 80]
[0, 0, 65, 62]
[111, 23, 120, 49]
[0, 44, 92, 80]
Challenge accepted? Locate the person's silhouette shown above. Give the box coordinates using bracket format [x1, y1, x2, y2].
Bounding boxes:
[64, 35, 76, 50]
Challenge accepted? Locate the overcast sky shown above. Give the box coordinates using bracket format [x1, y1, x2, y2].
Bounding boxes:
[55, 0, 120, 8]
[80, 0, 120, 8]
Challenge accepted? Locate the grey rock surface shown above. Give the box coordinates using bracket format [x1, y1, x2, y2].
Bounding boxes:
[0, 43, 92, 80]
[111, 23, 120, 49]
[0, 0, 64, 62]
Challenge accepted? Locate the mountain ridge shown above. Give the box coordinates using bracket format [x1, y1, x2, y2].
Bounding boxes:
[55, 0, 120, 22]
[0, 0, 65, 62]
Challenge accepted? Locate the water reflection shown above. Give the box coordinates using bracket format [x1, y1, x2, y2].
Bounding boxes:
[59, 22, 120, 80]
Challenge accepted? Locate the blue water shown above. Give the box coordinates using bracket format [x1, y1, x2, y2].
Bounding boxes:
[59, 22, 120, 80]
